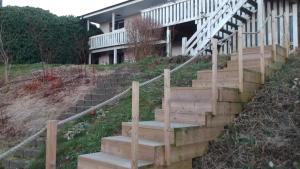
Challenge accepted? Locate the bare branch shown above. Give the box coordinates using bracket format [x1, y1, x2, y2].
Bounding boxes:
[126, 16, 163, 61]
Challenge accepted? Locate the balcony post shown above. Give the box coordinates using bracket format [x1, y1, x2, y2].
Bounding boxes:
[88, 53, 92, 65]
[292, 3, 298, 49]
[113, 49, 118, 64]
[182, 37, 187, 55]
[257, 0, 265, 84]
[112, 13, 116, 32]
[166, 27, 172, 57]
[87, 20, 90, 32]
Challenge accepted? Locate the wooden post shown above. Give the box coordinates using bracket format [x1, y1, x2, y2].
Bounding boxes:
[45, 120, 58, 169]
[284, 11, 289, 58]
[131, 81, 139, 169]
[211, 38, 218, 116]
[238, 27, 244, 93]
[271, 10, 277, 61]
[182, 37, 187, 55]
[164, 69, 171, 166]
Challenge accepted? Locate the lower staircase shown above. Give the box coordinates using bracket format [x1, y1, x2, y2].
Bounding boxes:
[77, 45, 287, 169]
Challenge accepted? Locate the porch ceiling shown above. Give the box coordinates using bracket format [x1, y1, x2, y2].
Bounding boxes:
[81, 0, 167, 23]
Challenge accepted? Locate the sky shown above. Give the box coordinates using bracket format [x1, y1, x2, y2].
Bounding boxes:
[3, 0, 127, 16]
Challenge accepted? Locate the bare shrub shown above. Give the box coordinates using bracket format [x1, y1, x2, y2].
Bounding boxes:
[126, 16, 163, 61]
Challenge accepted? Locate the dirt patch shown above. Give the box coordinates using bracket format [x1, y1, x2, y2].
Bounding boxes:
[0, 65, 113, 141]
[193, 56, 300, 169]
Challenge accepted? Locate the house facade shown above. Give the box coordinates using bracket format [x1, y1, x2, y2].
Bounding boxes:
[81, 0, 300, 65]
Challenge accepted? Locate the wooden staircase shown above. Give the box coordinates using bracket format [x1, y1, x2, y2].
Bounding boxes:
[77, 45, 287, 169]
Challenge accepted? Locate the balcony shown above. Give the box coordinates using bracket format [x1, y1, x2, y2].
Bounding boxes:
[141, 0, 219, 27]
[89, 28, 127, 50]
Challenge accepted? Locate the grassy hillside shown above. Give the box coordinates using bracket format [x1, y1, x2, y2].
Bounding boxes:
[194, 55, 300, 169]
[29, 56, 212, 169]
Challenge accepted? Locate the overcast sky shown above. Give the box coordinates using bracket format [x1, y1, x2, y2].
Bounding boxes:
[3, 0, 127, 16]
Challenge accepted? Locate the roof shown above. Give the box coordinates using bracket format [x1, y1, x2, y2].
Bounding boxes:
[80, 0, 167, 23]
[81, 0, 137, 19]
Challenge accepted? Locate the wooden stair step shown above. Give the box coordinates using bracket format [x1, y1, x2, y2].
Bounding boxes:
[122, 121, 222, 146]
[102, 136, 164, 165]
[170, 87, 212, 102]
[230, 46, 272, 60]
[227, 58, 273, 68]
[193, 79, 239, 88]
[155, 109, 206, 125]
[101, 136, 208, 165]
[78, 152, 153, 169]
[197, 69, 261, 83]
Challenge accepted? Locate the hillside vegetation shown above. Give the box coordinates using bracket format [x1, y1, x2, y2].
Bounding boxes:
[194, 54, 300, 169]
[0, 6, 100, 64]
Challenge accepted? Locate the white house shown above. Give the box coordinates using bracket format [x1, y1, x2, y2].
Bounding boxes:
[81, 0, 299, 65]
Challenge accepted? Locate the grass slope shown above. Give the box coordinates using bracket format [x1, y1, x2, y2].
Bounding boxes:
[29, 56, 211, 169]
[193, 55, 300, 169]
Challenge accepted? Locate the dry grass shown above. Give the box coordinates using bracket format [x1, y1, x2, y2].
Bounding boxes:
[193, 55, 300, 169]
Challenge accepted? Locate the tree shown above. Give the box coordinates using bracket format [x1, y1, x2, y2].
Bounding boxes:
[0, 22, 10, 83]
[126, 16, 163, 61]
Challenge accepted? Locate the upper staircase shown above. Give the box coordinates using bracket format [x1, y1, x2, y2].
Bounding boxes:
[183, 0, 257, 56]
[77, 45, 287, 169]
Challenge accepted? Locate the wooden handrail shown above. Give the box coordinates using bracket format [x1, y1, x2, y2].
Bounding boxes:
[238, 26, 244, 93]
[46, 120, 58, 169]
[211, 38, 218, 116]
[131, 81, 139, 169]
[164, 69, 171, 166]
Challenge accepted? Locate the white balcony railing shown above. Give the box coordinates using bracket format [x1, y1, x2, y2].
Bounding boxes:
[89, 28, 127, 50]
[141, 0, 220, 27]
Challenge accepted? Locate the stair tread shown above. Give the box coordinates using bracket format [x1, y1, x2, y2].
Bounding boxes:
[123, 121, 201, 129]
[103, 136, 164, 147]
[80, 152, 153, 168]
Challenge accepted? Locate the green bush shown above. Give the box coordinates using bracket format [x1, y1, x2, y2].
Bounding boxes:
[0, 6, 100, 64]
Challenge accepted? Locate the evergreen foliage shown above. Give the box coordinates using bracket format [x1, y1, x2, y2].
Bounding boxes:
[0, 6, 100, 64]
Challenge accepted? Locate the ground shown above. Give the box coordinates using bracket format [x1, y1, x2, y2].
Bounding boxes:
[193, 54, 300, 169]
[0, 63, 135, 152]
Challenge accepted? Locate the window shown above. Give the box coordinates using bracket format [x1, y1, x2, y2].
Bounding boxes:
[115, 19, 125, 30]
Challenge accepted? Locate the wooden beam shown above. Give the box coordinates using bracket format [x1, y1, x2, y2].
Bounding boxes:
[212, 38, 218, 116]
[284, 11, 289, 58]
[238, 26, 244, 93]
[46, 120, 58, 169]
[271, 10, 277, 61]
[164, 69, 171, 166]
[131, 81, 139, 169]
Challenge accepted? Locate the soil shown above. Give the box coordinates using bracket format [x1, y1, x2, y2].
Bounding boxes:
[0, 65, 114, 148]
